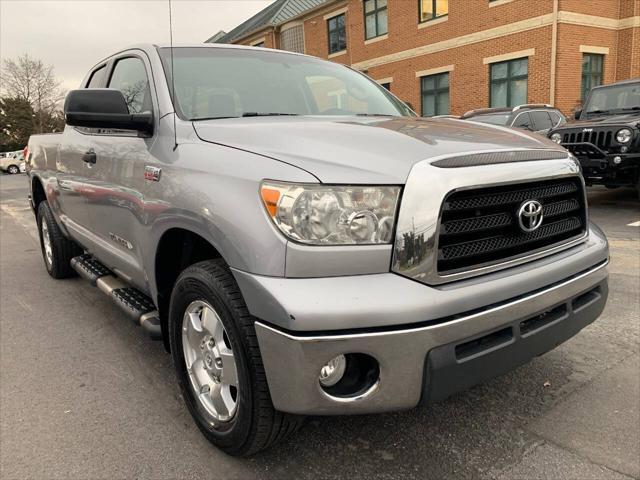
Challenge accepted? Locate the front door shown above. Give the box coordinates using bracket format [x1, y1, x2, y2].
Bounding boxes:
[83, 54, 156, 290]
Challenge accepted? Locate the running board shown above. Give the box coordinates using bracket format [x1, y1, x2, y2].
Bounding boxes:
[71, 254, 162, 339]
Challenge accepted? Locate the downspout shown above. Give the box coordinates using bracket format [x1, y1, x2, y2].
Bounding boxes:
[550, 0, 559, 106]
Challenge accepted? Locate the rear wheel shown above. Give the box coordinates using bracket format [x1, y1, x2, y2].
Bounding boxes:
[7, 165, 19, 174]
[169, 259, 303, 456]
[37, 201, 82, 278]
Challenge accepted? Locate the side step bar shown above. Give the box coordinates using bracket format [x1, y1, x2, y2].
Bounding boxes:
[71, 254, 162, 339]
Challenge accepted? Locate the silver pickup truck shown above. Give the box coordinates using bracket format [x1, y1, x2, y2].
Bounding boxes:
[26, 44, 609, 456]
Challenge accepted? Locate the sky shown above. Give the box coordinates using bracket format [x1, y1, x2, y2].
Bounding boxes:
[0, 0, 272, 90]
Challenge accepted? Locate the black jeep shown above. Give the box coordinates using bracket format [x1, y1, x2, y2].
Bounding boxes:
[549, 79, 640, 195]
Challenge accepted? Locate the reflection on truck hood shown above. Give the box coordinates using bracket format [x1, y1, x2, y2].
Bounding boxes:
[193, 116, 564, 183]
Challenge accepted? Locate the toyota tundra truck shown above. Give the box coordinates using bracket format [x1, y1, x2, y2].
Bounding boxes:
[26, 44, 609, 456]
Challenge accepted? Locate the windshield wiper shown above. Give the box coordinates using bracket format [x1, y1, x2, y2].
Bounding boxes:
[241, 112, 300, 117]
[355, 113, 398, 117]
[191, 116, 239, 121]
[585, 109, 611, 115]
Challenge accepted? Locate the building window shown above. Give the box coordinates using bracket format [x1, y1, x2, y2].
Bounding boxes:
[490, 57, 528, 107]
[280, 25, 304, 53]
[421, 72, 449, 116]
[420, 0, 448, 22]
[581, 53, 603, 101]
[327, 14, 347, 54]
[364, 0, 388, 40]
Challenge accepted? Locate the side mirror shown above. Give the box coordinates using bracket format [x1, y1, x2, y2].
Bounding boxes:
[64, 89, 153, 135]
[574, 109, 582, 120]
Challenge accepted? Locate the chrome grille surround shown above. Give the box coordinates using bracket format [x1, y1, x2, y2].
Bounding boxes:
[392, 149, 588, 285]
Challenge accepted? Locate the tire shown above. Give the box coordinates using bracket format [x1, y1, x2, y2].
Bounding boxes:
[7, 165, 19, 174]
[168, 259, 303, 456]
[37, 201, 82, 278]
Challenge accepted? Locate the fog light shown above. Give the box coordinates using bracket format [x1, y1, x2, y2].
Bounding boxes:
[319, 354, 346, 387]
[620, 146, 628, 153]
[613, 156, 622, 165]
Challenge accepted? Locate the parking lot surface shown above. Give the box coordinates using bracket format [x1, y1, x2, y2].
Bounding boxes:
[1, 172, 638, 480]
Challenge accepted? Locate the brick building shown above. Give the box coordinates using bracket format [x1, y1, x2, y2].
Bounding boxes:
[213, 0, 639, 117]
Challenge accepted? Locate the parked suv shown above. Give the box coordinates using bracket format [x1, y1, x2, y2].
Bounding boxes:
[462, 105, 566, 136]
[548, 79, 640, 194]
[26, 44, 609, 456]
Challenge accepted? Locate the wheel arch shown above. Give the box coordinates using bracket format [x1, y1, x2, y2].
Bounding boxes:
[31, 175, 47, 212]
[153, 226, 224, 350]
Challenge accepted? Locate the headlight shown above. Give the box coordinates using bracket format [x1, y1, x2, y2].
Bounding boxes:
[616, 128, 632, 143]
[260, 181, 401, 245]
[550, 132, 563, 144]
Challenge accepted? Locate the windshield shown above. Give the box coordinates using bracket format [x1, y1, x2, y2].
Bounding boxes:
[583, 82, 640, 115]
[159, 47, 414, 120]
[467, 113, 510, 125]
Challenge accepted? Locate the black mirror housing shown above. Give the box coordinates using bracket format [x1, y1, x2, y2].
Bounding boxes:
[64, 89, 153, 135]
[574, 109, 582, 121]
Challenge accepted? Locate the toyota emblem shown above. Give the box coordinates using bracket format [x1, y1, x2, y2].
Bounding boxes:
[518, 200, 544, 232]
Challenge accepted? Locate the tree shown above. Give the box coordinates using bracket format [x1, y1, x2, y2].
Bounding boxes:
[0, 54, 65, 134]
[0, 97, 35, 151]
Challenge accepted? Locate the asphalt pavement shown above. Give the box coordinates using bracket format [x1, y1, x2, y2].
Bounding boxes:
[1, 172, 638, 480]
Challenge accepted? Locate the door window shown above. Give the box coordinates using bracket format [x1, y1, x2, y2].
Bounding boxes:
[108, 57, 152, 114]
[530, 111, 553, 131]
[512, 112, 533, 130]
[86, 65, 107, 88]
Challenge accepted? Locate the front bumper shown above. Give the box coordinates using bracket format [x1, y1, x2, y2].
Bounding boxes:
[255, 260, 608, 415]
[563, 145, 640, 185]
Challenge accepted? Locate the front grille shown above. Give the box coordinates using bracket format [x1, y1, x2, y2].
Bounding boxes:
[437, 178, 586, 274]
[562, 129, 615, 151]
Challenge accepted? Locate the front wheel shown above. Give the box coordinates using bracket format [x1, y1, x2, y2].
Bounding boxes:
[7, 165, 19, 174]
[168, 259, 303, 456]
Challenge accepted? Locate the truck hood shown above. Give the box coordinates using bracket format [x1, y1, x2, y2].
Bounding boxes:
[193, 116, 565, 183]
[562, 113, 640, 129]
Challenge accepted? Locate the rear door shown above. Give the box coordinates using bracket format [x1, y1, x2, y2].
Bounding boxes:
[55, 64, 108, 233]
[83, 53, 156, 289]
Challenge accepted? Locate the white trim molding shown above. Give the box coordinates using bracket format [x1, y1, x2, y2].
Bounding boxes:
[489, 0, 515, 7]
[353, 14, 552, 70]
[579, 45, 610, 55]
[328, 50, 347, 59]
[557, 12, 640, 30]
[415, 64, 455, 78]
[364, 33, 388, 46]
[483, 48, 535, 65]
[350, 11, 640, 71]
[250, 37, 266, 46]
[375, 77, 393, 85]
[418, 16, 448, 29]
[323, 6, 348, 21]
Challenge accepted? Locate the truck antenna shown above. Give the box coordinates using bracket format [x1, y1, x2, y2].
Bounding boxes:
[168, 0, 178, 151]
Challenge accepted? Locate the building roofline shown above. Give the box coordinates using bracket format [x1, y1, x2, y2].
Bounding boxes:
[218, 0, 342, 45]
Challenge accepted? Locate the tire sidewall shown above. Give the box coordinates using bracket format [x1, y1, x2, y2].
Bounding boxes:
[168, 266, 254, 451]
[37, 202, 55, 276]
